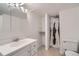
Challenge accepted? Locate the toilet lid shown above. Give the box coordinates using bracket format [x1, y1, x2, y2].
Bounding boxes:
[65, 50, 79, 56]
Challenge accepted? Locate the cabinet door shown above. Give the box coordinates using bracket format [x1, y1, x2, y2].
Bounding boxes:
[8, 45, 31, 56]
[30, 42, 38, 56]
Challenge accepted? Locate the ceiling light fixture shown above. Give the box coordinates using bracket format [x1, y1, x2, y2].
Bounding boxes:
[8, 3, 28, 13]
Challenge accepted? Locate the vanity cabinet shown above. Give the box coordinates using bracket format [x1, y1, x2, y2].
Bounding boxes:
[0, 39, 38, 56]
[7, 41, 38, 56]
[8, 45, 31, 56]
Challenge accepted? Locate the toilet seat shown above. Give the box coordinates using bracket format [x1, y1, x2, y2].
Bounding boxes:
[65, 50, 79, 56]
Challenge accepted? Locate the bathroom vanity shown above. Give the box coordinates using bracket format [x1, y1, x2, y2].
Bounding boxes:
[0, 38, 38, 56]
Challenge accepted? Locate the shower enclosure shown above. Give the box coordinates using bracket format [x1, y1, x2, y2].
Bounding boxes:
[49, 16, 60, 48]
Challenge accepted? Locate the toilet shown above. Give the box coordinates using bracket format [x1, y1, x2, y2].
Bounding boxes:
[62, 40, 79, 56]
[65, 50, 79, 56]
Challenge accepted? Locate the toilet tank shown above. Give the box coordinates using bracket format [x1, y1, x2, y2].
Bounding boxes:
[63, 40, 79, 52]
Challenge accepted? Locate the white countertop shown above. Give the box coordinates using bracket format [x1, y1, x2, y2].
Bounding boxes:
[0, 38, 37, 56]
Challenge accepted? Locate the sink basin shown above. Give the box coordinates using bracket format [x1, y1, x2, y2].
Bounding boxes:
[10, 39, 33, 47]
[10, 40, 25, 47]
[10, 42, 21, 47]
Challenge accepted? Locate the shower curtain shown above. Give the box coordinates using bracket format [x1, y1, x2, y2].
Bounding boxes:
[53, 22, 56, 45]
[50, 18, 60, 48]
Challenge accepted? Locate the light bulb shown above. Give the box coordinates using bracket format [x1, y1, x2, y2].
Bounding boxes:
[25, 9, 28, 13]
[20, 7, 24, 12]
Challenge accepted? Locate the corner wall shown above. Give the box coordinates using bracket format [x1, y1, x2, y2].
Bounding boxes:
[45, 13, 50, 50]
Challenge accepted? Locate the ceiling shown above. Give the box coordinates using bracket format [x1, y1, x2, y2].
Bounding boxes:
[0, 3, 79, 18]
[24, 3, 79, 16]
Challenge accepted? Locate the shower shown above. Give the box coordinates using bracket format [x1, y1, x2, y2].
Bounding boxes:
[49, 15, 60, 48]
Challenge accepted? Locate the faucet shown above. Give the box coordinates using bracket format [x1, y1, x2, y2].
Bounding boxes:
[13, 38, 20, 42]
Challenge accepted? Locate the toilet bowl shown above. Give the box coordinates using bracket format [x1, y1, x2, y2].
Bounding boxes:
[65, 50, 79, 56]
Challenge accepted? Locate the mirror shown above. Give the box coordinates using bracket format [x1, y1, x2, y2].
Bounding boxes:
[0, 3, 10, 34]
[0, 3, 27, 36]
[0, 3, 28, 45]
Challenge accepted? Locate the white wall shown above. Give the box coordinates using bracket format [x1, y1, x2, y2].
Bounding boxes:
[41, 13, 50, 50]
[59, 7, 79, 53]
[41, 16, 45, 45]
[42, 17, 45, 32]
[45, 13, 50, 50]
[0, 11, 42, 48]
[26, 11, 42, 48]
